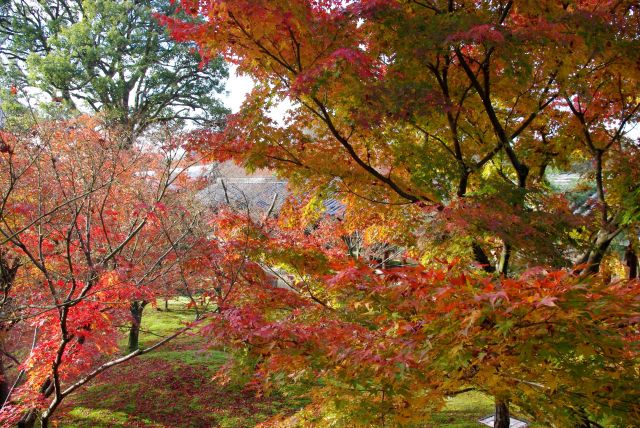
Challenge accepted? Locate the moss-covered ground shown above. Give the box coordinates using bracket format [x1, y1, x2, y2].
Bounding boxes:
[55, 300, 538, 427]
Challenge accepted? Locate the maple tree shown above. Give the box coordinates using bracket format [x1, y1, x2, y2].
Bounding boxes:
[193, 212, 638, 427]
[162, 0, 640, 426]
[0, 116, 236, 427]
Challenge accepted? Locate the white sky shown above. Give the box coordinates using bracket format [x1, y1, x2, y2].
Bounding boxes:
[220, 65, 254, 113]
[220, 64, 292, 124]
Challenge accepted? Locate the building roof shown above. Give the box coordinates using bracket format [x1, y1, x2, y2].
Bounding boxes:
[200, 160, 345, 219]
[200, 161, 288, 217]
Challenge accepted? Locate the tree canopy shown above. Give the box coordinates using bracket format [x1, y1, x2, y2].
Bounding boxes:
[0, 0, 229, 137]
[0, 116, 238, 427]
[0, 1, 639, 427]
[160, 0, 640, 275]
[160, 0, 640, 426]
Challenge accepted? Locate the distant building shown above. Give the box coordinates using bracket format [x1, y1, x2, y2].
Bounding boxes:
[201, 160, 345, 219]
[200, 161, 288, 218]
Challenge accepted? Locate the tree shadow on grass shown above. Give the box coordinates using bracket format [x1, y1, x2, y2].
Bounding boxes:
[56, 349, 302, 428]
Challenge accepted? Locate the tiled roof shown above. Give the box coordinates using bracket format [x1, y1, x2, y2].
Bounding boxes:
[200, 161, 345, 218]
[323, 198, 345, 217]
[200, 161, 288, 217]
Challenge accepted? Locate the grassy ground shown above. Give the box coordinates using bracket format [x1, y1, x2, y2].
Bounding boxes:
[55, 300, 303, 428]
[54, 300, 536, 427]
[428, 393, 494, 428]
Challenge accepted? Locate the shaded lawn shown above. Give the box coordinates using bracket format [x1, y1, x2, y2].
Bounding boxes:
[56, 300, 302, 427]
[426, 392, 495, 428]
[427, 393, 544, 428]
[56, 356, 295, 428]
[55, 300, 540, 427]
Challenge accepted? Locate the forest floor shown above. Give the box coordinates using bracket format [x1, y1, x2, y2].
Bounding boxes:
[54, 300, 530, 428]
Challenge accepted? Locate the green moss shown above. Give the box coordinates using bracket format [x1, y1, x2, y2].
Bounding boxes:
[426, 391, 544, 428]
[428, 391, 494, 427]
[141, 348, 228, 370]
[217, 414, 243, 428]
[63, 407, 155, 428]
[137, 298, 198, 347]
[61, 301, 538, 428]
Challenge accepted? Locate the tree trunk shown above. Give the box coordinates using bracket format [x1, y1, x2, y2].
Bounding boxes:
[577, 226, 621, 275]
[16, 377, 53, 428]
[584, 234, 615, 275]
[625, 244, 638, 279]
[0, 355, 9, 406]
[472, 242, 495, 273]
[494, 399, 510, 428]
[498, 242, 511, 275]
[128, 301, 146, 352]
[17, 410, 37, 428]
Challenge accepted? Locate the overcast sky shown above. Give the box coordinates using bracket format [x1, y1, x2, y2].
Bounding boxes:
[220, 66, 254, 113]
[220, 65, 292, 124]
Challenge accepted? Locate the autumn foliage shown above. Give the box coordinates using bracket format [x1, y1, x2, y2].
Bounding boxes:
[0, 117, 224, 426]
[198, 215, 640, 426]
[0, 0, 639, 427]
[160, 0, 640, 426]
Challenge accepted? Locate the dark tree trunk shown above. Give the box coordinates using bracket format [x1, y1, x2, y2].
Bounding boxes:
[584, 235, 615, 275]
[0, 355, 9, 407]
[494, 399, 510, 428]
[128, 301, 146, 352]
[575, 227, 618, 276]
[17, 410, 37, 428]
[472, 242, 495, 273]
[625, 244, 638, 279]
[457, 169, 469, 197]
